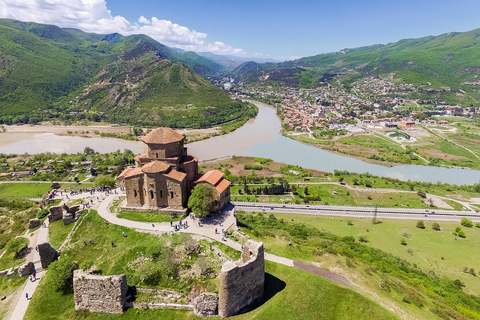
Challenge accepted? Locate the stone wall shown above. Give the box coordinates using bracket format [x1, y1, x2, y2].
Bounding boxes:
[194, 292, 218, 317]
[73, 270, 128, 314]
[29, 218, 41, 229]
[38, 242, 58, 269]
[218, 241, 265, 318]
[48, 205, 63, 222]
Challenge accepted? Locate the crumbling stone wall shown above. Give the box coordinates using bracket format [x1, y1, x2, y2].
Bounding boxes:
[29, 218, 41, 229]
[37, 242, 58, 269]
[218, 241, 264, 318]
[73, 270, 128, 314]
[194, 292, 218, 317]
[48, 205, 63, 222]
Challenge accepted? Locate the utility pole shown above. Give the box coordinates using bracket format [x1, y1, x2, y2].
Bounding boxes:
[372, 206, 378, 224]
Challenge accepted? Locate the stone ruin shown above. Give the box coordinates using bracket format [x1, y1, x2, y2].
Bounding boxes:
[48, 204, 81, 225]
[70, 241, 265, 318]
[48, 205, 63, 223]
[29, 218, 41, 229]
[218, 240, 265, 318]
[194, 292, 219, 317]
[37, 242, 58, 269]
[74, 270, 128, 314]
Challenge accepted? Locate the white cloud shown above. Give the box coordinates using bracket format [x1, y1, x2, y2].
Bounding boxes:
[0, 0, 246, 55]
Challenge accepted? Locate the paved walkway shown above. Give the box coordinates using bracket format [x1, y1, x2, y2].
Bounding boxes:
[95, 194, 295, 268]
[8, 220, 49, 320]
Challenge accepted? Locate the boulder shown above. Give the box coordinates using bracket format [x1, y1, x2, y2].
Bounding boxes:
[193, 293, 218, 317]
[29, 218, 41, 229]
[63, 212, 75, 225]
[48, 205, 63, 223]
[38, 242, 58, 269]
[18, 262, 34, 276]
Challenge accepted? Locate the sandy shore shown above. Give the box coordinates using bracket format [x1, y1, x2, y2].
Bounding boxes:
[3, 124, 220, 139]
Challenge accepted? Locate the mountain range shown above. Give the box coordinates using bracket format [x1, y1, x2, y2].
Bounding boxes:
[0, 18, 252, 127]
[233, 28, 480, 104]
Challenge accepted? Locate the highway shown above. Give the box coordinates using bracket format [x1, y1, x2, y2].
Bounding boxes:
[232, 201, 480, 222]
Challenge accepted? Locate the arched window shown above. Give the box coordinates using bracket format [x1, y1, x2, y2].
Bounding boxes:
[150, 190, 154, 200]
[170, 191, 174, 199]
[134, 190, 137, 198]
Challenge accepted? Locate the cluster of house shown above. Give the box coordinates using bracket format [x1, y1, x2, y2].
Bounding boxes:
[235, 75, 477, 133]
[0, 159, 101, 180]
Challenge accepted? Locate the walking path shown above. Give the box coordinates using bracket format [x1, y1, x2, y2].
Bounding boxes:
[8, 220, 49, 320]
[95, 194, 296, 268]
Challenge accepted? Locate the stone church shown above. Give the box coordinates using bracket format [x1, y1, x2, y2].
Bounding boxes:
[118, 127, 230, 213]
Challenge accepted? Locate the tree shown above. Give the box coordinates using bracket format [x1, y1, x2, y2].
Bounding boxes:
[94, 176, 116, 187]
[6, 237, 28, 258]
[84, 147, 96, 155]
[431, 222, 441, 231]
[416, 220, 425, 229]
[48, 258, 77, 294]
[461, 218, 473, 228]
[188, 184, 219, 218]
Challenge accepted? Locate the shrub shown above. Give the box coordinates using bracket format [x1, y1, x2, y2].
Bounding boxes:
[461, 218, 473, 228]
[476, 223, 480, 228]
[347, 220, 353, 226]
[358, 235, 369, 243]
[365, 180, 373, 188]
[417, 191, 427, 198]
[401, 238, 407, 246]
[367, 195, 372, 200]
[37, 208, 49, 220]
[5, 237, 28, 258]
[431, 222, 441, 231]
[48, 257, 77, 294]
[416, 220, 425, 229]
[243, 164, 263, 170]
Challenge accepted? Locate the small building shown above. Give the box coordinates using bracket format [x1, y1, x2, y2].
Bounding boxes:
[398, 121, 416, 128]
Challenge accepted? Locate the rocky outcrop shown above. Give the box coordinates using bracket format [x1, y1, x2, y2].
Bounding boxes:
[73, 270, 128, 314]
[29, 218, 41, 229]
[218, 241, 264, 318]
[18, 262, 34, 276]
[37, 242, 58, 269]
[193, 292, 218, 317]
[48, 205, 63, 222]
[62, 212, 75, 225]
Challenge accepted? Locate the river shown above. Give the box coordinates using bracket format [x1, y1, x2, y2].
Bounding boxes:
[1, 101, 480, 185]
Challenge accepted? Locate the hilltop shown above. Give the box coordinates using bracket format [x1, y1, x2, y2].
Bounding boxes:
[0, 19, 256, 128]
[234, 28, 480, 104]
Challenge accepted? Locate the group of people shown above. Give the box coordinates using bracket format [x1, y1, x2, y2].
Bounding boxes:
[170, 220, 188, 232]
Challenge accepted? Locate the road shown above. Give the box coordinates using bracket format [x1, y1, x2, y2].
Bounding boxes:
[232, 201, 480, 222]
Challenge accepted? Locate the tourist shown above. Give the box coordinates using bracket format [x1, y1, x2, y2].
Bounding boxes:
[26, 293, 29, 300]
[215, 228, 217, 234]
[111, 241, 116, 248]
[83, 240, 87, 246]
[185, 221, 188, 227]
[89, 238, 93, 244]
[122, 231, 126, 237]
[35, 246, 38, 252]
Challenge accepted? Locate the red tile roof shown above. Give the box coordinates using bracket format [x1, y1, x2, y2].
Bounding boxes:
[134, 154, 149, 162]
[118, 168, 143, 179]
[215, 179, 231, 193]
[141, 161, 170, 174]
[164, 169, 187, 181]
[196, 170, 224, 186]
[141, 127, 184, 145]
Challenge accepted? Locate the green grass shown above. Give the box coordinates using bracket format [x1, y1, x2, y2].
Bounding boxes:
[24, 260, 398, 320]
[260, 213, 480, 295]
[0, 276, 27, 320]
[48, 220, 75, 249]
[0, 237, 29, 270]
[117, 211, 186, 223]
[0, 183, 51, 199]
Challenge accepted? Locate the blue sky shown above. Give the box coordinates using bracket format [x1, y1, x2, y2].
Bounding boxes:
[2, 0, 480, 60]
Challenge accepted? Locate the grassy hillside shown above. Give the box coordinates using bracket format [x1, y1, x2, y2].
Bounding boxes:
[235, 28, 480, 102]
[0, 19, 243, 128]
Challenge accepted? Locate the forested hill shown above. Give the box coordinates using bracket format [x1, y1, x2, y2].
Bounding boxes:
[234, 27, 480, 95]
[0, 19, 253, 128]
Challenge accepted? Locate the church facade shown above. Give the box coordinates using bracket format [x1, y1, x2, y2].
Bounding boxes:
[118, 127, 230, 213]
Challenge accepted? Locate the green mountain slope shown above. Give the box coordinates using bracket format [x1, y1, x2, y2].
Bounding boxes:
[0, 19, 236, 127]
[235, 28, 480, 101]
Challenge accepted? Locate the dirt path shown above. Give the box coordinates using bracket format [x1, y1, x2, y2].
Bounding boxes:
[293, 261, 351, 287]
